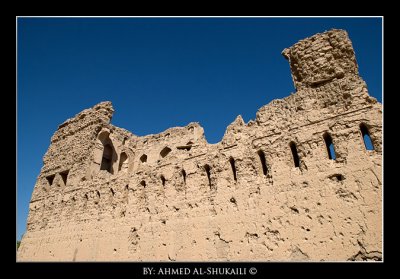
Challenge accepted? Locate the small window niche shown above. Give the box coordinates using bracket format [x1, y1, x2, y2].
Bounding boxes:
[289, 142, 300, 168]
[140, 154, 147, 163]
[360, 123, 374, 151]
[160, 175, 166, 187]
[160, 147, 172, 158]
[60, 170, 69, 186]
[257, 150, 268, 176]
[323, 133, 336, 160]
[46, 174, 55, 186]
[204, 164, 212, 187]
[181, 169, 187, 184]
[229, 157, 237, 182]
[118, 152, 129, 172]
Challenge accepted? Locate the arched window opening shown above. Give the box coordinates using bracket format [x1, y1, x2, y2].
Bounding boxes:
[229, 157, 237, 182]
[161, 175, 166, 187]
[181, 169, 187, 184]
[118, 152, 129, 172]
[160, 147, 172, 158]
[257, 150, 268, 176]
[360, 123, 374, 151]
[323, 133, 336, 160]
[290, 142, 300, 168]
[100, 144, 113, 173]
[140, 154, 147, 163]
[140, 180, 146, 187]
[97, 131, 116, 175]
[204, 164, 212, 187]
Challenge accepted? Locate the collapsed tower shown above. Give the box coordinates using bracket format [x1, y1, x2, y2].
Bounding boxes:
[18, 29, 382, 261]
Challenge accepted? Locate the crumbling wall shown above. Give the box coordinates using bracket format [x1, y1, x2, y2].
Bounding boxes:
[18, 29, 382, 261]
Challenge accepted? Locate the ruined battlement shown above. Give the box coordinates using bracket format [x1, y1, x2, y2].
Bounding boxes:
[282, 29, 359, 90]
[18, 29, 382, 261]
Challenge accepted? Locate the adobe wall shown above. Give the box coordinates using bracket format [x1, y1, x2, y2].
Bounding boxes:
[18, 29, 382, 261]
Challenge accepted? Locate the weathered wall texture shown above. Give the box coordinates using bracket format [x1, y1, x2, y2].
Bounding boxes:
[18, 29, 382, 261]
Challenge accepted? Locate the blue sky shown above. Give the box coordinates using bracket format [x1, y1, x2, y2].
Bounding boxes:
[17, 17, 382, 240]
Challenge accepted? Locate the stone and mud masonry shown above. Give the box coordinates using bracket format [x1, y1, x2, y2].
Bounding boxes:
[18, 29, 382, 261]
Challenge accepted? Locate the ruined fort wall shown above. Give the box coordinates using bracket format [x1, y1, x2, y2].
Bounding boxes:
[18, 29, 382, 261]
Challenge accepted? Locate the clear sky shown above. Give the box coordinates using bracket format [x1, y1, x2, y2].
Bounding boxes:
[17, 17, 382, 240]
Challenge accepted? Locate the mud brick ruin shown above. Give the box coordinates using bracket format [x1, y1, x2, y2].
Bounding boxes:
[18, 29, 382, 261]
